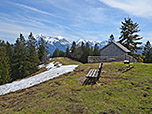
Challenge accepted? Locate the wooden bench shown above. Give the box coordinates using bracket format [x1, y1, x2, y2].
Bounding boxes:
[83, 62, 103, 85]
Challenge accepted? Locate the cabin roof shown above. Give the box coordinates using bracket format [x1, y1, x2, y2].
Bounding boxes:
[101, 42, 131, 53]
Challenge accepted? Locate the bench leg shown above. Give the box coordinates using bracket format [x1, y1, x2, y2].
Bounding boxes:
[83, 78, 89, 85]
[83, 77, 100, 85]
[89, 78, 96, 85]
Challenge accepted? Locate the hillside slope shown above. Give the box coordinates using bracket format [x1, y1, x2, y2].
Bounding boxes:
[0, 58, 152, 114]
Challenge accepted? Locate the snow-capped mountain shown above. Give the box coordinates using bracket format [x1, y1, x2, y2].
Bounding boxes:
[35, 34, 108, 54]
[76, 39, 108, 49]
[35, 34, 71, 54]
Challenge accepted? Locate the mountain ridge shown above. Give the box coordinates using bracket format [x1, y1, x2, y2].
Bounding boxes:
[35, 34, 108, 54]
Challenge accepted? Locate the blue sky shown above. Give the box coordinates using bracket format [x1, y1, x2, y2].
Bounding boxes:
[0, 0, 152, 43]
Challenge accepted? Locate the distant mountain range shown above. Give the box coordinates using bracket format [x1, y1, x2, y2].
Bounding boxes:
[35, 34, 108, 54]
[35, 34, 144, 54]
[76, 39, 108, 49]
[35, 34, 71, 54]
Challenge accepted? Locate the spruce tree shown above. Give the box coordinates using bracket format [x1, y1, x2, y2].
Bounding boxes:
[5, 41, 14, 80]
[70, 41, 77, 60]
[142, 41, 152, 63]
[27, 32, 40, 74]
[11, 34, 29, 79]
[93, 43, 100, 56]
[70, 41, 84, 61]
[38, 38, 48, 64]
[0, 41, 11, 85]
[108, 34, 115, 43]
[73, 46, 83, 61]
[65, 46, 70, 58]
[119, 17, 143, 62]
[83, 42, 91, 63]
[5, 41, 13, 59]
[90, 46, 94, 56]
[71, 41, 76, 53]
[81, 42, 84, 49]
[52, 48, 59, 57]
[59, 50, 65, 57]
[79, 42, 86, 62]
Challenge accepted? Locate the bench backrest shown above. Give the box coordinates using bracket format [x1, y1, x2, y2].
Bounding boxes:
[99, 62, 103, 70]
[97, 62, 103, 77]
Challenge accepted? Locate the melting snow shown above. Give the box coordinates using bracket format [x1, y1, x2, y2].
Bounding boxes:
[0, 62, 78, 96]
[38, 64, 45, 69]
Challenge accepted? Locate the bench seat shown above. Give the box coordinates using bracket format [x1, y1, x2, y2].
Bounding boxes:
[86, 69, 98, 78]
[83, 62, 103, 85]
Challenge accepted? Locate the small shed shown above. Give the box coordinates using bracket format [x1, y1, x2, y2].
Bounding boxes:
[100, 42, 136, 62]
[88, 42, 137, 63]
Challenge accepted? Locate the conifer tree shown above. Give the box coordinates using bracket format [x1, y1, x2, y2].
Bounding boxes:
[52, 48, 59, 57]
[119, 17, 143, 62]
[93, 43, 100, 56]
[90, 46, 94, 56]
[59, 50, 65, 57]
[71, 41, 76, 54]
[81, 42, 84, 50]
[142, 41, 152, 63]
[5, 41, 13, 58]
[79, 42, 86, 62]
[85, 42, 91, 54]
[0, 41, 11, 85]
[70, 41, 77, 60]
[38, 38, 48, 64]
[11, 34, 29, 79]
[82, 42, 91, 63]
[69, 41, 84, 61]
[73, 46, 83, 61]
[27, 32, 40, 74]
[108, 34, 115, 43]
[65, 46, 70, 58]
[5, 41, 14, 80]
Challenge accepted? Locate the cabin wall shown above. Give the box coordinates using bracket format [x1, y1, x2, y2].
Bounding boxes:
[100, 43, 126, 56]
[88, 55, 137, 63]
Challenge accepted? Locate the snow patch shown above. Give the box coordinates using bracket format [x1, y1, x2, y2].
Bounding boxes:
[46, 62, 56, 70]
[0, 62, 78, 96]
[38, 64, 45, 69]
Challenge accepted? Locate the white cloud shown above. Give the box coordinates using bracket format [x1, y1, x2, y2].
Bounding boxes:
[47, 0, 73, 13]
[100, 0, 152, 18]
[9, 2, 64, 19]
[0, 12, 75, 41]
[48, 0, 109, 24]
[141, 32, 152, 42]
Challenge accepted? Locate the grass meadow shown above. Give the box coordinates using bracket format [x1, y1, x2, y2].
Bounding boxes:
[0, 57, 152, 114]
